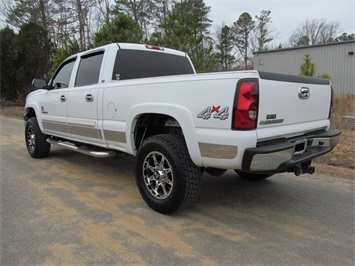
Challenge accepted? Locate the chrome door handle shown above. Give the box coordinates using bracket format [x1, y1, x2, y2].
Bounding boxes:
[85, 94, 94, 102]
[60, 95, 66, 102]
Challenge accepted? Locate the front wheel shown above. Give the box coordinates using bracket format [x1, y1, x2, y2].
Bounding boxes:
[25, 117, 51, 158]
[136, 134, 202, 214]
[235, 170, 273, 181]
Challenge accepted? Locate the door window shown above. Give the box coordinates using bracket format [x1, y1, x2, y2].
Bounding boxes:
[51, 59, 76, 89]
[75, 52, 104, 87]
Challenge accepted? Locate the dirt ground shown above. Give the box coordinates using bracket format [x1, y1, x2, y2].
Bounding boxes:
[2, 115, 354, 265]
[0, 104, 24, 119]
[1, 103, 354, 176]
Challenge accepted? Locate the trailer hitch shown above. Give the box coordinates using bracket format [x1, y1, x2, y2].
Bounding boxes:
[290, 161, 315, 176]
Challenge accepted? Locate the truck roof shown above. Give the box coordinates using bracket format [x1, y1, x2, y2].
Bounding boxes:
[117, 43, 188, 57]
[67, 43, 188, 60]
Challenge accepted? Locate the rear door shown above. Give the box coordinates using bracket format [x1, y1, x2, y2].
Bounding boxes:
[67, 51, 105, 144]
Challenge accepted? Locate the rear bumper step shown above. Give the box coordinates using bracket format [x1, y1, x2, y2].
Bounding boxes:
[47, 138, 117, 158]
[242, 129, 341, 173]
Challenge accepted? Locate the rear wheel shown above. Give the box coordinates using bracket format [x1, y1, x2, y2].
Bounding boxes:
[136, 134, 202, 214]
[25, 117, 50, 158]
[235, 170, 273, 181]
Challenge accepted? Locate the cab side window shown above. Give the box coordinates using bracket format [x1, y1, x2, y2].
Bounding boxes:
[75, 52, 104, 87]
[51, 59, 76, 89]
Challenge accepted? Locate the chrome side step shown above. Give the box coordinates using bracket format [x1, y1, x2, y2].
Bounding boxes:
[47, 138, 117, 158]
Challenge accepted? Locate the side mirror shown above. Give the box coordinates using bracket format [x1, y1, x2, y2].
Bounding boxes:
[32, 78, 48, 89]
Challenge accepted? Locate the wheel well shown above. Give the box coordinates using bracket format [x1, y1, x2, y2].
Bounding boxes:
[134, 114, 183, 150]
[24, 108, 36, 120]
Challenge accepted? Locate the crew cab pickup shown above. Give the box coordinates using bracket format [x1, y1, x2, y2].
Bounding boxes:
[25, 43, 341, 213]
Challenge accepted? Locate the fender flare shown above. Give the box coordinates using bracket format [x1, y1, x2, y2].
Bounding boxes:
[127, 103, 203, 167]
[24, 103, 44, 131]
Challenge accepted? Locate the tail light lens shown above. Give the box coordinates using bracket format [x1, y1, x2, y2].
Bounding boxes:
[233, 79, 259, 130]
[145, 44, 164, 51]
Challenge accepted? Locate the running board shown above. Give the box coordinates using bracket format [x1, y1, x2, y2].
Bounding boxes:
[47, 138, 117, 158]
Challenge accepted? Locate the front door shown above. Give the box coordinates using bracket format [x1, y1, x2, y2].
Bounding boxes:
[40, 59, 76, 138]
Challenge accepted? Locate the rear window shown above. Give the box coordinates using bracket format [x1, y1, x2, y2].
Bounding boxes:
[112, 49, 194, 80]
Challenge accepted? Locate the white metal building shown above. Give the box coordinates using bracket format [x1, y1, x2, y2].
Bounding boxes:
[253, 41, 355, 95]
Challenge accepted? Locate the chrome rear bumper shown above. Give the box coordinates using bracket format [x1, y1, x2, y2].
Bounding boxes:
[242, 130, 341, 173]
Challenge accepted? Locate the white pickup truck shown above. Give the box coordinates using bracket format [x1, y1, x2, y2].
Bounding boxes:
[25, 43, 340, 213]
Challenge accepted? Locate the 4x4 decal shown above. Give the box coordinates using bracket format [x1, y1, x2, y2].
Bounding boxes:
[197, 106, 229, 120]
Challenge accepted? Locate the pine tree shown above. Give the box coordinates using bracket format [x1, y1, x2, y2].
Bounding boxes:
[53, 39, 80, 70]
[94, 13, 143, 47]
[216, 25, 235, 70]
[0, 27, 19, 100]
[152, 0, 216, 72]
[232, 12, 255, 69]
[254, 10, 273, 51]
[16, 22, 54, 89]
[299, 54, 316, 77]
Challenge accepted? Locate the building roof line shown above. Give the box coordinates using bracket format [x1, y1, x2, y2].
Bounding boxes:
[253, 40, 355, 55]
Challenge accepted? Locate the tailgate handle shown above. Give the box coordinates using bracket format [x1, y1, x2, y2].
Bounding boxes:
[299, 87, 310, 99]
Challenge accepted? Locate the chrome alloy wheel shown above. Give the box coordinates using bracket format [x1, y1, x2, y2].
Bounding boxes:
[142, 151, 174, 200]
[27, 126, 36, 153]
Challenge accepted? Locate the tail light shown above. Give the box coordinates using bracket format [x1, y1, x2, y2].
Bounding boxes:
[232, 79, 259, 130]
[328, 85, 334, 119]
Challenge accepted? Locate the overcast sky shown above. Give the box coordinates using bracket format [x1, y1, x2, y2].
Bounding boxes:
[206, 0, 355, 45]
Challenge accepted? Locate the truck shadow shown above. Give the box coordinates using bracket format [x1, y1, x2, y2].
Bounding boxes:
[48, 147, 301, 214]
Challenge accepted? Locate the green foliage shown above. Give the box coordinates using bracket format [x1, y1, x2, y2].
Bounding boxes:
[0, 27, 19, 100]
[334, 33, 355, 42]
[216, 25, 235, 70]
[152, 0, 216, 72]
[299, 54, 316, 77]
[296, 36, 310, 46]
[17, 22, 53, 83]
[317, 73, 331, 79]
[94, 13, 143, 47]
[300, 54, 331, 79]
[192, 43, 218, 73]
[53, 39, 80, 71]
[0, 23, 53, 100]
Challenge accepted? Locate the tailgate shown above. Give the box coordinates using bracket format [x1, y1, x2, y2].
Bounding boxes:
[257, 72, 331, 130]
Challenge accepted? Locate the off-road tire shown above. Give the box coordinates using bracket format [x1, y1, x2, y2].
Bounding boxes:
[25, 117, 51, 158]
[136, 134, 202, 214]
[235, 170, 273, 181]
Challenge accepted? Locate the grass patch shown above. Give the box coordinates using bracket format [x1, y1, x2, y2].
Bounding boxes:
[314, 130, 355, 169]
[330, 93, 355, 129]
[314, 93, 355, 169]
